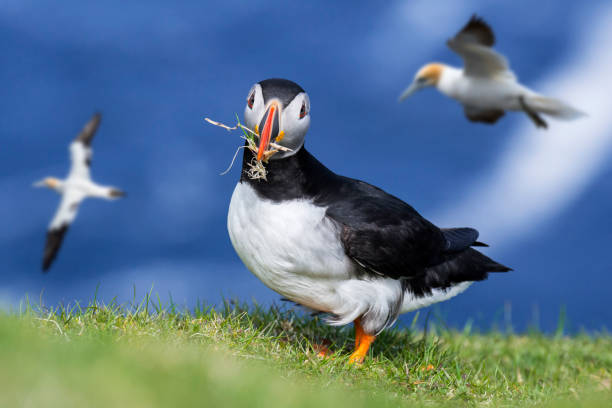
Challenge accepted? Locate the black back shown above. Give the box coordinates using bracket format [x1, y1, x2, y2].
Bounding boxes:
[239, 146, 499, 280]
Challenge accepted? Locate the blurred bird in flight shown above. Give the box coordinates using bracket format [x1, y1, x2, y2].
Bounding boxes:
[33, 113, 125, 271]
[399, 15, 584, 128]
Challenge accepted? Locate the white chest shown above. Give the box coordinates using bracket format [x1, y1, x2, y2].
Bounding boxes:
[227, 182, 352, 311]
[439, 71, 523, 109]
[64, 178, 106, 198]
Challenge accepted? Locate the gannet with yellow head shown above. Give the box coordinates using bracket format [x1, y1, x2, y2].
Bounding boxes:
[399, 15, 585, 128]
[33, 113, 125, 271]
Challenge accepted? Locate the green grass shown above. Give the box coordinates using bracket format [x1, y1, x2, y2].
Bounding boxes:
[1, 298, 611, 407]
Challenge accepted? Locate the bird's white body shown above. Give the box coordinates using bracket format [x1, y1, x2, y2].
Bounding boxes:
[228, 182, 471, 333]
[43, 141, 122, 229]
[59, 178, 115, 199]
[437, 66, 533, 111]
[54, 171, 118, 200]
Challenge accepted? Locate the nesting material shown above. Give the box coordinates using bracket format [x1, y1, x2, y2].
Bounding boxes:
[205, 117, 291, 181]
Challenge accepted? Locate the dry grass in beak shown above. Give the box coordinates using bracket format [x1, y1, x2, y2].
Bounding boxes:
[204, 116, 292, 181]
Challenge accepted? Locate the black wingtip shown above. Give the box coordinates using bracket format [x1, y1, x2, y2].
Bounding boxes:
[469, 13, 483, 23]
[42, 254, 54, 273]
[492, 264, 513, 273]
[459, 13, 495, 47]
[468, 14, 490, 29]
[472, 241, 489, 247]
[109, 189, 126, 198]
[42, 224, 69, 274]
[76, 112, 102, 146]
[90, 112, 102, 129]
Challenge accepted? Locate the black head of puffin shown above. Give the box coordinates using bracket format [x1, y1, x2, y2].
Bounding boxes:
[244, 78, 311, 160]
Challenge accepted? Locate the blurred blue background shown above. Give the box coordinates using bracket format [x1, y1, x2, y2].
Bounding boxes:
[1, 0, 611, 332]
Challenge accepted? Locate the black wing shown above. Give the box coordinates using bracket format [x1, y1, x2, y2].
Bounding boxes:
[42, 189, 85, 272]
[42, 224, 69, 272]
[75, 112, 101, 147]
[452, 15, 495, 47]
[239, 146, 504, 281]
[447, 15, 510, 78]
[325, 178, 481, 280]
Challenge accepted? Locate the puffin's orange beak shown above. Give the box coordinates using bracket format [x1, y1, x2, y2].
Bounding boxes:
[257, 102, 279, 161]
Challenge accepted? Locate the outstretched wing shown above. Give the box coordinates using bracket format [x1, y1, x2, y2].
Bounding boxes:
[325, 179, 481, 280]
[75, 112, 101, 146]
[447, 15, 514, 79]
[42, 189, 87, 271]
[452, 14, 496, 47]
[68, 113, 101, 180]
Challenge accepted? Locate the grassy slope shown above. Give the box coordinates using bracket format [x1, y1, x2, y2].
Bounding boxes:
[1, 300, 611, 407]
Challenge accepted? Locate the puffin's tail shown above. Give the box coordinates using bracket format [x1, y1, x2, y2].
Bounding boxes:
[414, 248, 511, 296]
[438, 227, 511, 279]
[524, 95, 585, 120]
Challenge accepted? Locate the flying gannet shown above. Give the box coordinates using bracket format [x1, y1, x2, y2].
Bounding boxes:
[34, 113, 125, 271]
[399, 15, 584, 128]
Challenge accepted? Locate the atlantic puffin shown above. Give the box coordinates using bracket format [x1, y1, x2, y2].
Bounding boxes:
[227, 78, 511, 363]
[34, 113, 125, 272]
[398, 15, 584, 128]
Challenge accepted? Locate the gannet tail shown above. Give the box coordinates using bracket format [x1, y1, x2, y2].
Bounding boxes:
[524, 95, 586, 120]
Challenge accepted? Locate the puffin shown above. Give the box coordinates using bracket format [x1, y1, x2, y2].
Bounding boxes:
[34, 113, 125, 271]
[227, 78, 511, 363]
[398, 15, 584, 128]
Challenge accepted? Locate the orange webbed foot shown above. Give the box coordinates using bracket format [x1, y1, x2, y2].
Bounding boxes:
[349, 318, 376, 365]
[313, 340, 333, 358]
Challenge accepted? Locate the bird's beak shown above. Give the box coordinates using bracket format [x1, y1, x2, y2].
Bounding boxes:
[257, 101, 280, 161]
[33, 180, 46, 188]
[398, 82, 421, 102]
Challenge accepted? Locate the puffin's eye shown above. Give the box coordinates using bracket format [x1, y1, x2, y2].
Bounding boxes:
[299, 101, 307, 119]
[247, 92, 255, 109]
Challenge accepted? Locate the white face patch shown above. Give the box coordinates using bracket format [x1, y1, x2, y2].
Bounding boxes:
[244, 83, 264, 132]
[278, 92, 310, 155]
[243, 82, 311, 159]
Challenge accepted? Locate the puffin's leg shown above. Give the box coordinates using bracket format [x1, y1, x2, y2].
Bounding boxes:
[349, 318, 376, 364]
[354, 318, 364, 349]
[518, 95, 548, 129]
